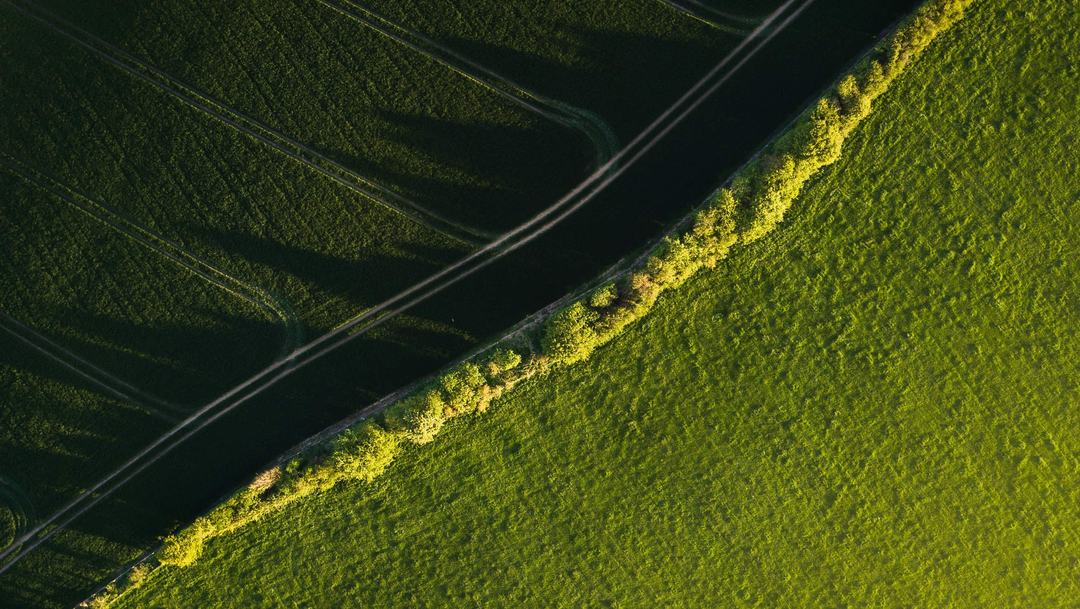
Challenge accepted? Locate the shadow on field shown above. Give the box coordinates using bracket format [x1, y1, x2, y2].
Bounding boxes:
[371, 110, 590, 231]
[40, 309, 282, 406]
[187, 227, 459, 312]
[440, 25, 725, 137]
[0, 355, 163, 528]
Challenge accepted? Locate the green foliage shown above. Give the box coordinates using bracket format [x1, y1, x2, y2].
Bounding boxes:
[588, 284, 618, 309]
[384, 390, 448, 445]
[485, 348, 523, 378]
[541, 302, 604, 365]
[438, 363, 490, 416]
[332, 422, 402, 483]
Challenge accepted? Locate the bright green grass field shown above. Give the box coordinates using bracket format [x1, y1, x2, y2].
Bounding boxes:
[116, 0, 1078, 606]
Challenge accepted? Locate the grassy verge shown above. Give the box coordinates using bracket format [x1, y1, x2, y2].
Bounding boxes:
[80, 0, 975, 605]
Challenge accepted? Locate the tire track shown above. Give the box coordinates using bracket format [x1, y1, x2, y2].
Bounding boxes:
[7, 0, 493, 246]
[0, 477, 34, 555]
[315, 0, 620, 169]
[0, 311, 183, 422]
[0, 152, 304, 358]
[0, 0, 811, 573]
[655, 0, 763, 33]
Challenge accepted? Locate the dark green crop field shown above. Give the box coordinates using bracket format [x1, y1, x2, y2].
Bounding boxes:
[21, 0, 594, 231]
[108, 0, 1078, 606]
[355, 0, 744, 137]
[0, 0, 925, 606]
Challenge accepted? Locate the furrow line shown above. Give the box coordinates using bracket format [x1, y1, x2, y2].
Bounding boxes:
[0, 311, 182, 422]
[654, 0, 759, 33]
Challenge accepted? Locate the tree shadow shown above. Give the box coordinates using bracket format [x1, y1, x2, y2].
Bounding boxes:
[42, 308, 283, 406]
[307, 111, 587, 234]
[436, 25, 728, 137]
[186, 226, 462, 315]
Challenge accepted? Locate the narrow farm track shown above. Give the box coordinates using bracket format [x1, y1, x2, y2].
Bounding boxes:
[0, 153, 304, 358]
[0, 312, 183, 422]
[6, 0, 493, 246]
[315, 0, 620, 168]
[654, 0, 762, 33]
[0, 0, 811, 574]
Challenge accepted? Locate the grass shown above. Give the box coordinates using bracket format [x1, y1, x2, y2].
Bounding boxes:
[107, 0, 1079, 606]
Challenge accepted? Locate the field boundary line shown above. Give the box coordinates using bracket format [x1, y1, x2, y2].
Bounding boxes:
[316, 0, 620, 168]
[0, 153, 303, 357]
[0, 0, 810, 575]
[7, 0, 492, 246]
[0, 312, 183, 422]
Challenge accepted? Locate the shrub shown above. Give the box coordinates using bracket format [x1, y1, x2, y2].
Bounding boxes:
[588, 284, 618, 309]
[384, 390, 447, 444]
[332, 421, 401, 483]
[248, 466, 282, 493]
[485, 348, 522, 378]
[439, 363, 489, 416]
[541, 301, 602, 365]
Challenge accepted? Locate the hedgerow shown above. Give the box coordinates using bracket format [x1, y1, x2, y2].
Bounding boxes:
[87, 0, 972, 603]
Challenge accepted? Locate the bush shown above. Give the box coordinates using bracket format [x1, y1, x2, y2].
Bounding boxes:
[485, 348, 522, 378]
[333, 421, 401, 483]
[384, 389, 447, 444]
[588, 284, 618, 309]
[439, 363, 489, 416]
[541, 301, 602, 365]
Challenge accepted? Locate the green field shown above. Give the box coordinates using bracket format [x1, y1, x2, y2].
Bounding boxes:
[22, 0, 595, 231]
[356, 0, 747, 137]
[108, 0, 1079, 606]
[1, 0, 796, 605]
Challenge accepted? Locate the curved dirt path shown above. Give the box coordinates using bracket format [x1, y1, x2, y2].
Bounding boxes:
[0, 478, 34, 555]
